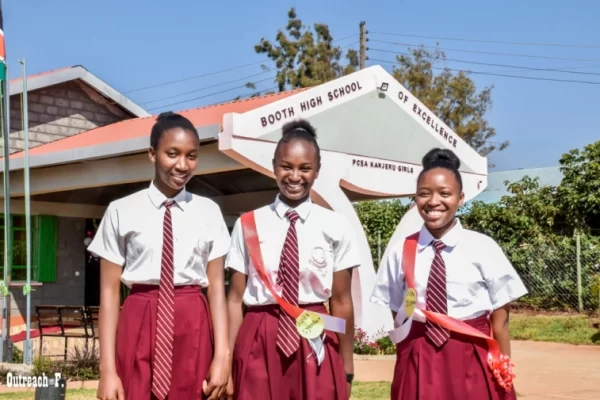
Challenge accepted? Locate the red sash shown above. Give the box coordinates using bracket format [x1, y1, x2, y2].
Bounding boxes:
[240, 211, 304, 320]
[403, 232, 515, 392]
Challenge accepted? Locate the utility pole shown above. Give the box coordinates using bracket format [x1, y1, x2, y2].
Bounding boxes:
[359, 21, 367, 69]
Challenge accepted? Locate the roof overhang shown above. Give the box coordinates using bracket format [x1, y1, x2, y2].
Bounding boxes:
[9, 65, 150, 118]
[219, 64, 488, 201]
[0, 124, 221, 172]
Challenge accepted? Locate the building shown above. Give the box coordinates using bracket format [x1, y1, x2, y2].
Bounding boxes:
[0, 65, 488, 338]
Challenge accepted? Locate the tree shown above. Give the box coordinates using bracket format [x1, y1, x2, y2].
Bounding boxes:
[255, 10, 507, 158]
[254, 7, 359, 92]
[460, 176, 560, 249]
[556, 140, 600, 234]
[392, 48, 507, 157]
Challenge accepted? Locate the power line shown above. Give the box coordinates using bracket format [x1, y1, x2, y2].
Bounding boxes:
[369, 39, 600, 63]
[141, 70, 272, 106]
[125, 35, 355, 95]
[147, 76, 277, 111]
[369, 31, 600, 49]
[368, 58, 600, 85]
[368, 48, 600, 76]
[123, 60, 269, 94]
[336, 33, 359, 42]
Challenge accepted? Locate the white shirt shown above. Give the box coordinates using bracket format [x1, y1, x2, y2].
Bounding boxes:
[87, 181, 231, 288]
[226, 195, 361, 306]
[370, 219, 528, 322]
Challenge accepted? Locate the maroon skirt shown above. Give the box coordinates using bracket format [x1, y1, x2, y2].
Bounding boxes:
[232, 303, 348, 400]
[115, 284, 214, 400]
[391, 313, 517, 400]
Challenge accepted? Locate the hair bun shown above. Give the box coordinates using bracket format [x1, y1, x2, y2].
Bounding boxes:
[422, 148, 460, 170]
[156, 111, 176, 122]
[281, 119, 317, 139]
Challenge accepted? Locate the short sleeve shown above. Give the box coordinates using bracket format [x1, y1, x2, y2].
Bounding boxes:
[370, 243, 405, 313]
[206, 201, 232, 262]
[87, 203, 126, 266]
[225, 217, 248, 275]
[481, 238, 529, 309]
[332, 215, 362, 272]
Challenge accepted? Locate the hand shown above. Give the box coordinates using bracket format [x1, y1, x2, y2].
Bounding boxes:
[347, 382, 352, 399]
[96, 371, 125, 400]
[202, 354, 230, 400]
[225, 374, 234, 400]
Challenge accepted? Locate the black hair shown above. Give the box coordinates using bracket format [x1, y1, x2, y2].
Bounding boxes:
[417, 148, 463, 190]
[274, 119, 321, 165]
[150, 111, 199, 149]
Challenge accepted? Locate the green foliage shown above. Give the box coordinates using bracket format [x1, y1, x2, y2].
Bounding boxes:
[32, 344, 99, 381]
[254, 8, 359, 92]
[556, 140, 600, 234]
[392, 47, 507, 158]
[353, 200, 409, 268]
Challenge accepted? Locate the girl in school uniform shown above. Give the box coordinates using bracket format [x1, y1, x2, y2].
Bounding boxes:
[225, 119, 360, 400]
[88, 112, 231, 400]
[371, 148, 528, 400]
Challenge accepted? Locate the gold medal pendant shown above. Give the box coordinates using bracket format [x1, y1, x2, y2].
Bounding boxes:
[405, 288, 417, 317]
[295, 310, 325, 339]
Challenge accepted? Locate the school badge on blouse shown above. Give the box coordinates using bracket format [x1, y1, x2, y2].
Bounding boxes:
[296, 310, 325, 339]
[404, 288, 417, 317]
[310, 247, 327, 268]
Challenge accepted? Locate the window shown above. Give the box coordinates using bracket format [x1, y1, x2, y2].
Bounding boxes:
[0, 214, 57, 283]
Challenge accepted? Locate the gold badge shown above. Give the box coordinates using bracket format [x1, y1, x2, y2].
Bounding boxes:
[405, 288, 417, 317]
[296, 310, 325, 339]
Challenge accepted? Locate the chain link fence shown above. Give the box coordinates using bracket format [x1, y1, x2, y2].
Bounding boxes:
[504, 234, 600, 313]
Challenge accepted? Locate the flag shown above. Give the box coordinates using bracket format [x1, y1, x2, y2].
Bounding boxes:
[0, 1, 5, 81]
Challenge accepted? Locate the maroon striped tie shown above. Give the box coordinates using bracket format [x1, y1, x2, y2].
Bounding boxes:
[276, 210, 301, 357]
[425, 240, 450, 347]
[152, 200, 175, 399]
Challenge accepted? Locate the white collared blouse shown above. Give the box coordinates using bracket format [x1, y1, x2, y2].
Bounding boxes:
[226, 196, 362, 306]
[370, 219, 528, 322]
[87, 181, 231, 288]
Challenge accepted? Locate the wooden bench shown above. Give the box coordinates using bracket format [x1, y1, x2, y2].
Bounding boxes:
[35, 305, 95, 360]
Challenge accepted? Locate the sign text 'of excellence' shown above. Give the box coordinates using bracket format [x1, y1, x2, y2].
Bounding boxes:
[260, 81, 364, 127]
[397, 90, 458, 149]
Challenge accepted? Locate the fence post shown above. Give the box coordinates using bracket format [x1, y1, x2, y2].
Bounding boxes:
[377, 231, 382, 264]
[576, 233, 583, 313]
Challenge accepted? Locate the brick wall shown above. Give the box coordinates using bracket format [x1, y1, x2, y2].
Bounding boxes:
[8, 216, 86, 334]
[4, 80, 132, 153]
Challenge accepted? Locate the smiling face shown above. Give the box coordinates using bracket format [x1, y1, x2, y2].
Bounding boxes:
[273, 138, 320, 207]
[148, 127, 199, 198]
[416, 167, 464, 238]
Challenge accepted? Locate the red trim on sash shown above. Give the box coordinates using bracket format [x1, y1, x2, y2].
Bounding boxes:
[402, 233, 515, 392]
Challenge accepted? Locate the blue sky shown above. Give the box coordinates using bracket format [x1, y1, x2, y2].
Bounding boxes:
[3, 0, 599, 171]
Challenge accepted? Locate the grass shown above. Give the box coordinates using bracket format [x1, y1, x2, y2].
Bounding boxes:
[0, 383, 393, 400]
[509, 313, 600, 345]
[351, 382, 391, 399]
[0, 388, 96, 399]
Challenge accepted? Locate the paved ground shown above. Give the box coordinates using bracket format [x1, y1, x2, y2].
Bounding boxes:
[354, 340, 600, 399]
[1, 340, 599, 398]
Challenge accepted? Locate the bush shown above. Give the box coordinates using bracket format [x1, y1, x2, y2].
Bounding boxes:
[353, 327, 396, 355]
[32, 343, 99, 381]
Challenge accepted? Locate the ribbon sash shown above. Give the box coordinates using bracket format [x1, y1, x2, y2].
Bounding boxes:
[240, 212, 346, 335]
[388, 232, 515, 392]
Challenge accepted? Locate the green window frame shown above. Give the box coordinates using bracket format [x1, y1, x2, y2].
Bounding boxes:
[0, 214, 57, 283]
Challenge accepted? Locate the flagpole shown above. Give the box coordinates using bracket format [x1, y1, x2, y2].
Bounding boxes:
[19, 58, 32, 365]
[0, 0, 11, 363]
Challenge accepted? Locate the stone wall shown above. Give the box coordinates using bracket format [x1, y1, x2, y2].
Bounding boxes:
[4, 80, 132, 153]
